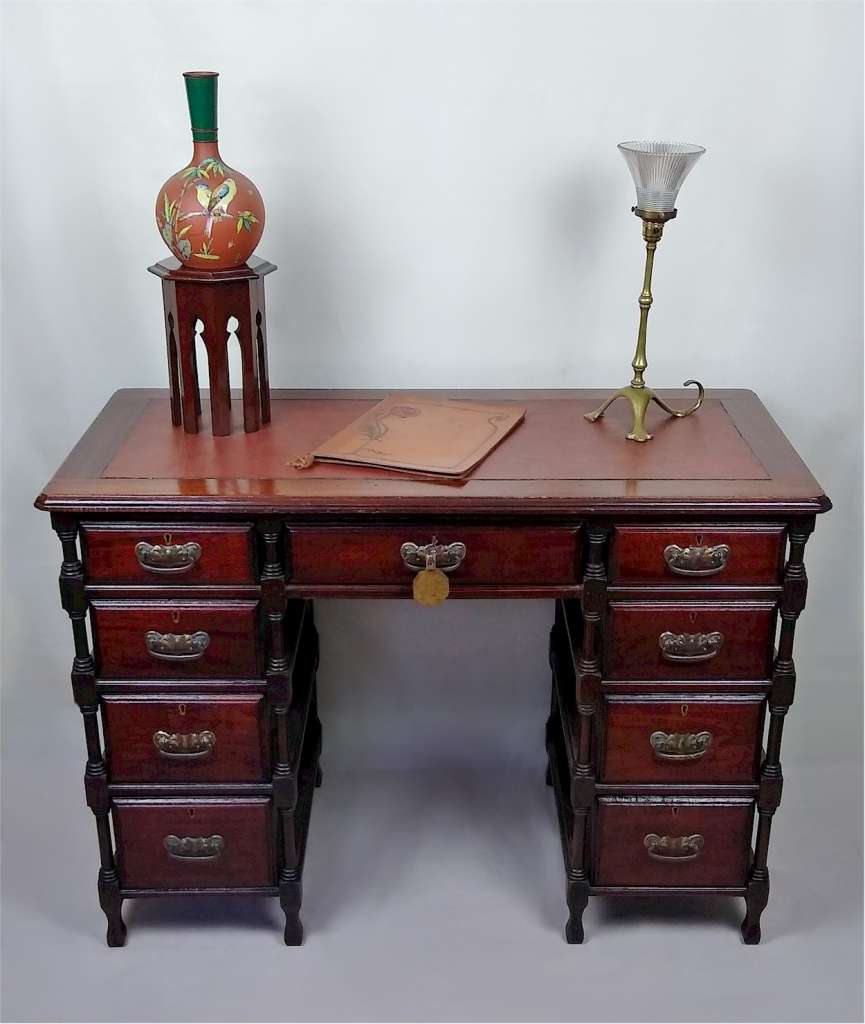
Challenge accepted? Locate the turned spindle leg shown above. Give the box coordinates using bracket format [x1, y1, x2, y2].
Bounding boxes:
[53, 515, 127, 947]
[741, 518, 814, 944]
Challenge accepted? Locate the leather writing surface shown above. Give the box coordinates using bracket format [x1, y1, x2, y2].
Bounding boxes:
[104, 396, 769, 484]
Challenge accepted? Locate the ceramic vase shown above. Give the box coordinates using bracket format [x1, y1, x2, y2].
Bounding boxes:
[155, 72, 265, 270]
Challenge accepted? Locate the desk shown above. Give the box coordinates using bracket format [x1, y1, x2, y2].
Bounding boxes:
[36, 388, 830, 945]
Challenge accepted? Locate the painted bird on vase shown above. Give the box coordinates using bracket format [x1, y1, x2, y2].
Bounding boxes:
[193, 178, 238, 239]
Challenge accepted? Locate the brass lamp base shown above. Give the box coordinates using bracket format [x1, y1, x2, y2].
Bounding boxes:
[584, 380, 704, 442]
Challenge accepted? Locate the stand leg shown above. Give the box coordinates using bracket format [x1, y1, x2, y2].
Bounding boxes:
[177, 313, 200, 433]
[584, 386, 654, 442]
[236, 311, 261, 433]
[583, 390, 626, 425]
[650, 380, 704, 418]
[161, 282, 182, 427]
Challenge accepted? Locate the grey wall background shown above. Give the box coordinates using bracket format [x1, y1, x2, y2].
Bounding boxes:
[2, 2, 862, 1022]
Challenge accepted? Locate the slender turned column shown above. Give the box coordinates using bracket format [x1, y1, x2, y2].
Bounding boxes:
[258, 520, 306, 945]
[565, 525, 609, 944]
[742, 517, 815, 944]
[51, 514, 126, 947]
[630, 222, 661, 389]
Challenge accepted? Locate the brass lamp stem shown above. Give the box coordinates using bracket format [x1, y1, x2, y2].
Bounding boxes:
[631, 222, 659, 388]
[584, 208, 704, 442]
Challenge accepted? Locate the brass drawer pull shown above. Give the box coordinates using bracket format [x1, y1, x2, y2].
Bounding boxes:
[658, 630, 723, 663]
[663, 543, 730, 576]
[163, 834, 224, 861]
[400, 540, 467, 573]
[135, 541, 202, 574]
[650, 730, 712, 761]
[144, 630, 210, 661]
[153, 729, 216, 759]
[401, 538, 467, 606]
[644, 833, 704, 862]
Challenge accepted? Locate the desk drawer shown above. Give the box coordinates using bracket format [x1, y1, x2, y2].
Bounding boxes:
[113, 798, 274, 889]
[610, 524, 785, 586]
[595, 797, 754, 888]
[601, 694, 764, 784]
[288, 526, 579, 587]
[91, 600, 261, 679]
[82, 523, 255, 585]
[605, 601, 776, 681]
[103, 695, 267, 782]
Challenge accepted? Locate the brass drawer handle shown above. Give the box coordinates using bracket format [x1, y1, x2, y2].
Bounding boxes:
[400, 540, 467, 573]
[135, 541, 202, 574]
[401, 538, 467, 606]
[153, 729, 216, 759]
[644, 833, 704, 862]
[663, 543, 730, 577]
[650, 730, 712, 761]
[163, 834, 224, 861]
[658, 630, 723, 663]
[144, 630, 210, 661]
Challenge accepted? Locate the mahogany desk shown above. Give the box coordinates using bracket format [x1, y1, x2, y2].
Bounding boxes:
[35, 388, 831, 946]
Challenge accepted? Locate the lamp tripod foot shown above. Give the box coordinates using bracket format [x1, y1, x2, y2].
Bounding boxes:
[584, 380, 704, 442]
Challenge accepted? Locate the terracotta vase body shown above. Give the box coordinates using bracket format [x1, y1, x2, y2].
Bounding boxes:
[155, 72, 265, 269]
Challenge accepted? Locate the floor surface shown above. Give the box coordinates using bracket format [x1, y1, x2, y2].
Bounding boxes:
[2, 759, 862, 1023]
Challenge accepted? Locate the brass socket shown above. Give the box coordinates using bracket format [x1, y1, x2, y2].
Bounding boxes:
[633, 207, 678, 222]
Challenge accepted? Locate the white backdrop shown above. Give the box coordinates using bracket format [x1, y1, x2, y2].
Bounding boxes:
[1, 2, 862, 1020]
[3, 0, 860, 760]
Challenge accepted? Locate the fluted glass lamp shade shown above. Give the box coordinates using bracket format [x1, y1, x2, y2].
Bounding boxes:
[618, 140, 705, 213]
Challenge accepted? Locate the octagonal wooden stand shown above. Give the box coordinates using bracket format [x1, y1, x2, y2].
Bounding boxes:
[149, 256, 276, 435]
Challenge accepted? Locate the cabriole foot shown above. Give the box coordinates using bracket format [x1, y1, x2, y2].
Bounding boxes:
[565, 877, 589, 944]
[98, 871, 127, 948]
[741, 877, 769, 945]
[280, 877, 304, 946]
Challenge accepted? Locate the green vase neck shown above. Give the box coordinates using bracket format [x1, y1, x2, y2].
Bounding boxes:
[184, 71, 218, 143]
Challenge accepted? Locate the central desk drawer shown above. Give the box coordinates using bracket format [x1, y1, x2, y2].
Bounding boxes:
[288, 526, 580, 587]
[605, 601, 776, 681]
[601, 694, 764, 784]
[113, 798, 275, 890]
[91, 600, 262, 679]
[103, 695, 268, 782]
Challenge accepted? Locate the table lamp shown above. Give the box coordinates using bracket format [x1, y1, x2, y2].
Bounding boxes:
[585, 140, 706, 442]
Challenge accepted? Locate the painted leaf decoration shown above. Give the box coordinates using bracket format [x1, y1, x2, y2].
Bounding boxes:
[163, 192, 171, 220]
[176, 225, 191, 238]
